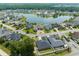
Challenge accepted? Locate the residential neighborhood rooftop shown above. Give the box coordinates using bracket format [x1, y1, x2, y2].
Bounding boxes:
[0, 28, 11, 37]
[36, 40, 50, 51]
[47, 37, 65, 48]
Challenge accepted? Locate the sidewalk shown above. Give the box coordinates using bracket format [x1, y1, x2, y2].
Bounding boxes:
[0, 49, 9, 56]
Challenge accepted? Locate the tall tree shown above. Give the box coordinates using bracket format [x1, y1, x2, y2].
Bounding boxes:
[3, 36, 35, 56]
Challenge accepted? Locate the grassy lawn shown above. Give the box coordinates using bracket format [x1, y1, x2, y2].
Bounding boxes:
[21, 16, 26, 22]
[74, 27, 79, 30]
[5, 23, 13, 26]
[50, 29, 55, 32]
[0, 44, 11, 55]
[39, 48, 54, 54]
[43, 50, 69, 56]
[43, 29, 50, 33]
[0, 24, 2, 28]
[23, 28, 36, 34]
[58, 28, 67, 31]
[46, 29, 58, 33]
[11, 24, 25, 30]
[22, 29, 26, 32]
[73, 25, 79, 29]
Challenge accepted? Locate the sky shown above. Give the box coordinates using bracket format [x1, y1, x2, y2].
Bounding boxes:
[0, 0, 79, 3]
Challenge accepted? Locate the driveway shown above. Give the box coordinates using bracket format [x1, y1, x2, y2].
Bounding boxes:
[64, 38, 79, 56]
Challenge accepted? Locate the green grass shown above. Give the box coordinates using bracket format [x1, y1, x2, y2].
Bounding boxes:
[58, 28, 67, 31]
[50, 29, 55, 32]
[43, 29, 50, 33]
[43, 50, 69, 56]
[39, 48, 53, 54]
[21, 17, 26, 22]
[0, 25, 2, 28]
[0, 44, 11, 55]
[23, 28, 36, 34]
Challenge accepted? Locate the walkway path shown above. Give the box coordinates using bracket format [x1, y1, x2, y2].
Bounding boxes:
[0, 49, 9, 56]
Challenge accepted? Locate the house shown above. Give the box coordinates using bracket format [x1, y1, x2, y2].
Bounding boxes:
[57, 25, 65, 30]
[34, 25, 43, 31]
[26, 23, 33, 29]
[44, 24, 52, 30]
[36, 40, 50, 51]
[47, 37, 65, 48]
[12, 22, 22, 26]
[0, 28, 21, 40]
[64, 22, 72, 27]
[65, 22, 79, 27]
[71, 32, 79, 39]
[7, 33, 21, 40]
[11, 15, 23, 21]
[65, 17, 79, 27]
[0, 28, 11, 38]
[2, 19, 9, 23]
[71, 32, 79, 43]
[52, 23, 60, 28]
[36, 36, 65, 51]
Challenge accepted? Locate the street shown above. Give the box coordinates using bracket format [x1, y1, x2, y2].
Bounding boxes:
[1, 22, 79, 38]
[1, 21, 79, 56]
[64, 38, 79, 56]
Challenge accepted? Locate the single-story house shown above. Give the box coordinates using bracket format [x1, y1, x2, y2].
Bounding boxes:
[34, 25, 43, 31]
[7, 33, 21, 40]
[12, 22, 22, 26]
[36, 36, 65, 51]
[0, 28, 11, 38]
[0, 28, 21, 40]
[36, 40, 50, 51]
[44, 24, 52, 30]
[71, 32, 79, 39]
[47, 37, 65, 48]
[26, 23, 33, 29]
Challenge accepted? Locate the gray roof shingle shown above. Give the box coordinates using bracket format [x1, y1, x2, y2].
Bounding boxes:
[36, 40, 50, 51]
[0, 28, 11, 37]
[8, 33, 21, 40]
[47, 37, 65, 48]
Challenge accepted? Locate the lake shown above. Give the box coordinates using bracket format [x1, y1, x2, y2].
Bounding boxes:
[15, 13, 72, 25]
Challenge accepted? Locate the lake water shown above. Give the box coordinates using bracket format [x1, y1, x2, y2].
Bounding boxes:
[16, 13, 72, 25]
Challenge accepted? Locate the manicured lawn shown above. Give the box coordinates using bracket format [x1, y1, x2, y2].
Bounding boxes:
[0, 24, 2, 28]
[43, 50, 69, 56]
[58, 28, 67, 31]
[50, 29, 55, 32]
[23, 28, 36, 34]
[39, 48, 54, 54]
[43, 29, 50, 33]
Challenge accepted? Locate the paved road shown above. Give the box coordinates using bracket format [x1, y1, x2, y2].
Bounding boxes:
[1, 22, 79, 37]
[37, 29, 79, 37]
[68, 39, 79, 56]
[64, 38, 79, 56]
[69, 51, 79, 56]
[0, 22, 35, 37]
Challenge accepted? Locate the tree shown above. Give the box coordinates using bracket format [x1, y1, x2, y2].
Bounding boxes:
[3, 41, 20, 56]
[0, 37, 5, 44]
[20, 36, 35, 56]
[3, 36, 35, 56]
